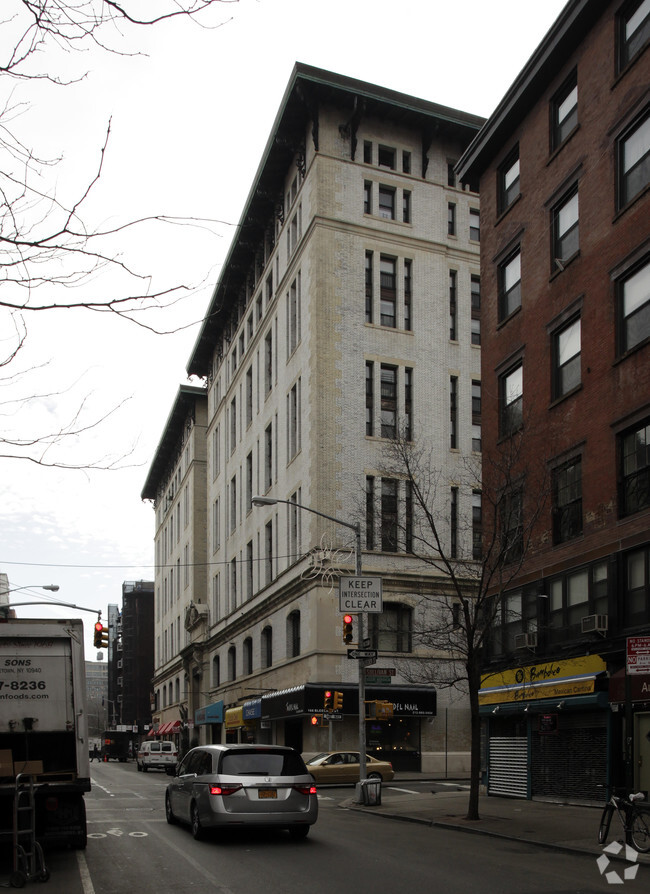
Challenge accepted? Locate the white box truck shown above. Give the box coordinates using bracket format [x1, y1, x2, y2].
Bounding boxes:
[0, 618, 90, 848]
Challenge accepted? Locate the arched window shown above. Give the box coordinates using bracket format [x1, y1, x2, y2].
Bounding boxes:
[228, 645, 237, 681]
[287, 610, 300, 658]
[369, 602, 412, 652]
[175, 678, 180, 703]
[212, 654, 220, 687]
[243, 637, 253, 675]
[261, 626, 273, 668]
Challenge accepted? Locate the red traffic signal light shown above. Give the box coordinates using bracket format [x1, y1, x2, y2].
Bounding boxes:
[93, 621, 103, 648]
[324, 689, 333, 711]
[342, 614, 354, 644]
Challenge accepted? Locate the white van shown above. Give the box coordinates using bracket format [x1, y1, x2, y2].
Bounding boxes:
[137, 740, 178, 773]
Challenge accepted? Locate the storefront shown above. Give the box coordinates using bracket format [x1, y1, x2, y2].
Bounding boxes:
[479, 655, 610, 803]
[241, 682, 436, 772]
[608, 669, 650, 794]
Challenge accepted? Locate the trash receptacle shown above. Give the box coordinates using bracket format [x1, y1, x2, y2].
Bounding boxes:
[355, 778, 381, 806]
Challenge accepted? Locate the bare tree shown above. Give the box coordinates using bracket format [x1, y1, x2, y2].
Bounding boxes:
[377, 423, 550, 820]
[0, 1, 234, 465]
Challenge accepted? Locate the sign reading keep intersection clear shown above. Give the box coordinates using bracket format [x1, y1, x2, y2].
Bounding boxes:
[339, 576, 382, 613]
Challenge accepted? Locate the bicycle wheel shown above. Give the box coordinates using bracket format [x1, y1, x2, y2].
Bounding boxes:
[598, 804, 614, 845]
[630, 807, 650, 853]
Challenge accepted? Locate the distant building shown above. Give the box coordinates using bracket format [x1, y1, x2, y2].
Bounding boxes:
[106, 582, 155, 733]
[85, 661, 108, 739]
[457, 0, 650, 802]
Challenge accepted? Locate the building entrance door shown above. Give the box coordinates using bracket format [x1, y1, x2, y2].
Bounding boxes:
[635, 712, 650, 794]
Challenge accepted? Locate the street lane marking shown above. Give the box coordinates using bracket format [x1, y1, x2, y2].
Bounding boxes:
[386, 787, 420, 794]
[76, 850, 95, 894]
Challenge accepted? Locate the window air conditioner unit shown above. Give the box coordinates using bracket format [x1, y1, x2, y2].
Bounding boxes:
[514, 632, 537, 650]
[581, 614, 608, 634]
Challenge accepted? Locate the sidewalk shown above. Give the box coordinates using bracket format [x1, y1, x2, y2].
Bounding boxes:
[341, 776, 650, 867]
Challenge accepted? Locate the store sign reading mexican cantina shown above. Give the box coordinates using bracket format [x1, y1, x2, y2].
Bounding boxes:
[479, 655, 606, 705]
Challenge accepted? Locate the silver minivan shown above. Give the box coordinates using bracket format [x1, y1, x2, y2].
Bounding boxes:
[165, 744, 318, 840]
[137, 740, 178, 772]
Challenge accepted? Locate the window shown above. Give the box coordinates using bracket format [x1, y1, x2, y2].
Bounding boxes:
[552, 316, 581, 399]
[378, 186, 396, 220]
[212, 425, 220, 480]
[552, 456, 583, 544]
[228, 646, 236, 681]
[618, 0, 650, 70]
[243, 637, 253, 676]
[472, 491, 482, 560]
[449, 270, 457, 339]
[469, 208, 480, 242]
[364, 180, 372, 215]
[380, 365, 397, 438]
[402, 151, 411, 174]
[380, 257, 396, 327]
[366, 476, 375, 550]
[404, 368, 412, 441]
[365, 251, 373, 323]
[471, 275, 481, 345]
[230, 556, 237, 611]
[364, 141, 372, 164]
[265, 519, 273, 585]
[548, 561, 609, 640]
[472, 380, 482, 452]
[370, 603, 412, 652]
[381, 479, 398, 552]
[402, 190, 411, 223]
[498, 249, 521, 320]
[264, 330, 273, 395]
[624, 545, 650, 626]
[230, 396, 236, 454]
[230, 475, 237, 533]
[378, 145, 396, 169]
[212, 654, 220, 687]
[287, 610, 300, 658]
[366, 361, 374, 436]
[212, 498, 220, 552]
[499, 147, 520, 213]
[261, 626, 272, 669]
[289, 489, 301, 562]
[264, 423, 272, 491]
[246, 452, 253, 512]
[617, 257, 650, 353]
[288, 274, 301, 355]
[447, 203, 456, 236]
[620, 419, 650, 516]
[288, 379, 301, 460]
[450, 376, 458, 449]
[404, 259, 412, 331]
[246, 541, 253, 599]
[553, 188, 579, 267]
[500, 363, 523, 436]
[450, 486, 458, 558]
[618, 109, 650, 208]
[246, 366, 253, 427]
[447, 162, 456, 187]
[551, 72, 578, 150]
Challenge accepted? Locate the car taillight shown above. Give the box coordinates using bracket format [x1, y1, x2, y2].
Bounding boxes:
[210, 784, 241, 796]
[293, 785, 317, 796]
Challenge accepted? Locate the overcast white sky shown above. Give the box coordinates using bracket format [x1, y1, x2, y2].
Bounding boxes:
[0, 0, 567, 659]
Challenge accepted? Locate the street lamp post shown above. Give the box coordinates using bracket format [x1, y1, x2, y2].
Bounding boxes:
[0, 584, 60, 618]
[252, 495, 368, 782]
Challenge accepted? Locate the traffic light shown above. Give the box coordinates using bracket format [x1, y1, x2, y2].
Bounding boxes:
[100, 626, 109, 648]
[94, 621, 103, 648]
[311, 715, 320, 726]
[342, 614, 354, 644]
[323, 690, 333, 711]
[333, 690, 343, 711]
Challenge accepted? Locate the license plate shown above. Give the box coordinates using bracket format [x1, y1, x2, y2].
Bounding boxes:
[258, 788, 277, 799]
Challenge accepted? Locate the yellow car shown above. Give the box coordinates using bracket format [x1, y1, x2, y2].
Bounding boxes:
[305, 751, 394, 785]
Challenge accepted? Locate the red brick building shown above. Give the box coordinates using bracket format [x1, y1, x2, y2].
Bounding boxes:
[458, 0, 649, 802]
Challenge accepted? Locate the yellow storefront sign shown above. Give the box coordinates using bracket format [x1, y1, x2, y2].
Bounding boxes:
[225, 706, 244, 729]
[479, 655, 606, 705]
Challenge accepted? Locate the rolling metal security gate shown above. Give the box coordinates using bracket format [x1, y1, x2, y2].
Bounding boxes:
[488, 736, 528, 798]
[530, 711, 607, 803]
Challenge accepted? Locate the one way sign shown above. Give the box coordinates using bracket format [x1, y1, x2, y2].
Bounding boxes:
[347, 648, 378, 661]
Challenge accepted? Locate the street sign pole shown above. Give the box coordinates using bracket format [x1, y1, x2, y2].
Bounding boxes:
[354, 525, 367, 786]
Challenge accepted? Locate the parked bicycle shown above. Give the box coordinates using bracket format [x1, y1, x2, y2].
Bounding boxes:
[598, 787, 650, 853]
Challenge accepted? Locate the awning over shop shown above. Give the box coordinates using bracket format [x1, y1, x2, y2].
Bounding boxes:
[225, 706, 244, 729]
[479, 655, 606, 706]
[195, 701, 224, 725]
[147, 727, 157, 738]
[157, 722, 170, 734]
[167, 720, 182, 734]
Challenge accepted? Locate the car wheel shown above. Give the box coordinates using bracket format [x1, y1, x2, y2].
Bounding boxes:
[367, 772, 382, 781]
[191, 802, 204, 840]
[142, 764, 148, 772]
[289, 825, 310, 840]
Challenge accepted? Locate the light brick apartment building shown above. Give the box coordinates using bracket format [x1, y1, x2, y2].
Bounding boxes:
[458, 0, 650, 802]
[144, 64, 484, 773]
